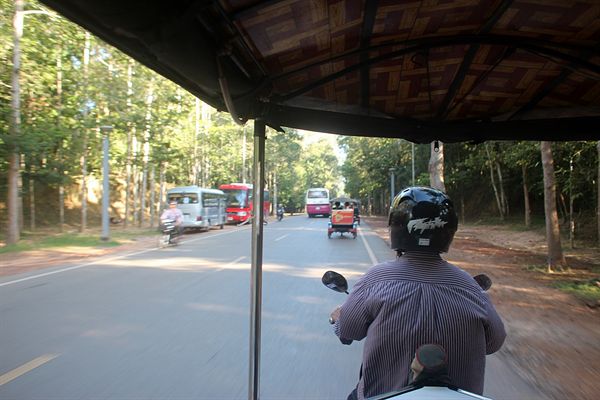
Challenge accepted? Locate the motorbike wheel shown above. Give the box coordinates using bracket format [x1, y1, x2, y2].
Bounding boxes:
[170, 232, 181, 246]
[158, 234, 169, 248]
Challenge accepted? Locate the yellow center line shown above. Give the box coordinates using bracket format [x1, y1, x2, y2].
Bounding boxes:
[0, 354, 59, 386]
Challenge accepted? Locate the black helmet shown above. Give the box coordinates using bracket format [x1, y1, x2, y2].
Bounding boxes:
[388, 187, 458, 253]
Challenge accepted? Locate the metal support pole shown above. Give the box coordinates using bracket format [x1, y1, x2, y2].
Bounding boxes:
[248, 119, 266, 400]
[100, 126, 112, 241]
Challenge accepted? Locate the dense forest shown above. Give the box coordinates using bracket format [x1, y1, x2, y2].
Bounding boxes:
[1, 0, 599, 254]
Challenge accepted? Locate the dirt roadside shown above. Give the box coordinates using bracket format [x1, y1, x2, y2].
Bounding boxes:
[0, 235, 159, 277]
[1, 219, 599, 399]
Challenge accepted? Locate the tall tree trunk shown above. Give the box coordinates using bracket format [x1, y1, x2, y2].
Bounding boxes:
[125, 134, 132, 228]
[56, 44, 65, 232]
[18, 155, 24, 232]
[132, 135, 139, 226]
[485, 143, 504, 220]
[140, 155, 147, 228]
[272, 172, 277, 216]
[124, 61, 134, 228]
[6, 0, 24, 245]
[193, 97, 200, 185]
[522, 164, 531, 228]
[540, 141, 567, 272]
[80, 31, 91, 232]
[496, 161, 508, 217]
[428, 141, 446, 192]
[58, 184, 65, 231]
[29, 166, 35, 231]
[558, 193, 568, 224]
[569, 156, 575, 249]
[139, 82, 154, 227]
[201, 102, 211, 186]
[150, 165, 156, 228]
[79, 130, 88, 231]
[159, 162, 166, 213]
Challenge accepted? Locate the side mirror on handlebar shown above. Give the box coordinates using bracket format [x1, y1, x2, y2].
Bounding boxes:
[322, 270, 349, 294]
[473, 274, 492, 291]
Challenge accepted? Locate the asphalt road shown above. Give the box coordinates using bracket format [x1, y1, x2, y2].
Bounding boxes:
[0, 215, 541, 400]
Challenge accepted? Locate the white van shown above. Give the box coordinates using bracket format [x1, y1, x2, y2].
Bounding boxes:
[165, 186, 226, 231]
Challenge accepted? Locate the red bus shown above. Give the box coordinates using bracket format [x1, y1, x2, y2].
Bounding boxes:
[219, 183, 270, 223]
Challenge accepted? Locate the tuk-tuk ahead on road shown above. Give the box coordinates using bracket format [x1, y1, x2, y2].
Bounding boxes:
[328, 197, 360, 239]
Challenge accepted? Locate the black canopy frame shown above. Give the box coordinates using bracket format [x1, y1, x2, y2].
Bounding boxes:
[39, 0, 600, 143]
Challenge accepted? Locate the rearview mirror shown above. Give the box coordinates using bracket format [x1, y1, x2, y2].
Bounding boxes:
[322, 270, 349, 294]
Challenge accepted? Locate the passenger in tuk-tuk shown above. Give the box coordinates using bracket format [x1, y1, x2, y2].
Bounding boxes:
[352, 202, 360, 225]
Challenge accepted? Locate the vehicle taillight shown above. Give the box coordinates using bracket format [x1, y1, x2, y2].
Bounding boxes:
[196, 216, 203, 221]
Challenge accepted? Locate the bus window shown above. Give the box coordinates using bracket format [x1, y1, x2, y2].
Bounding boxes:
[224, 189, 247, 208]
[307, 189, 328, 199]
[203, 192, 225, 207]
[168, 193, 199, 204]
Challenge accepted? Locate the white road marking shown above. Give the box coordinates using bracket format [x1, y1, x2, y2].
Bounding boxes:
[359, 229, 379, 265]
[228, 256, 246, 265]
[0, 354, 59, 386]
[274, 234, 289, 242]
[0, 229, 240, 288]
[215, 256, 247, 272]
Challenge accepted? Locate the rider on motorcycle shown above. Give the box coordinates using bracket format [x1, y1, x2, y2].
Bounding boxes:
[330, 187, 506, 400]
[276, 204, 285, 220]
[160, 199, 184, 236]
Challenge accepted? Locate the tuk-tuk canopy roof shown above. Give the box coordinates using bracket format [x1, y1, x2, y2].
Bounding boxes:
[39, 0, 600, 143]
[330, 197, 360, 206]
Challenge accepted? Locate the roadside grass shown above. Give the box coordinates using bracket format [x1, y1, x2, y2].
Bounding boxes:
[523, 264, 547, 273]
[551, 280, 600, 304]
[523, 264, 600, 305]
[0, 227, 158, 255]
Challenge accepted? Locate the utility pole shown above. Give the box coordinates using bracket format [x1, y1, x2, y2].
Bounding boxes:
[242, 124, 247, 183]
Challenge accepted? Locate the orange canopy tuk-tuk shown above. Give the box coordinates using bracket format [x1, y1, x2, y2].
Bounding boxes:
[328, 197, 359, 239]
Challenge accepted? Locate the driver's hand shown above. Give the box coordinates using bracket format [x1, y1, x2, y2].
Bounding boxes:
[329, 306, 342, 324]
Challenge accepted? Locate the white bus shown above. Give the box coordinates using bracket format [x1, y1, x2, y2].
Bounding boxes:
[305, 188, 331, 218]
[166, 186, 226, 230]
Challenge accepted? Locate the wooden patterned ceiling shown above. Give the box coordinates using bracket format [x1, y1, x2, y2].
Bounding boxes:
[40, 0, 600, 142]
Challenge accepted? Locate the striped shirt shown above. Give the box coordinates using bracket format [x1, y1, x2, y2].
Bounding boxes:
[334, 251, 506, 400]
